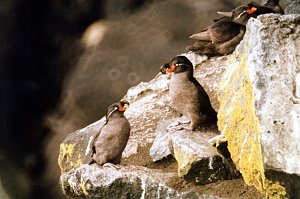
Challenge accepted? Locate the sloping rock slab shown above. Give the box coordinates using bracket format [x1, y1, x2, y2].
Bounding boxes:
[60, 164, 223, 199]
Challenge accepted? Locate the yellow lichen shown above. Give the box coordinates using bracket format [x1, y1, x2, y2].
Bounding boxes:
[265, 180, 288, 199]
[79, 182, 89, 196]
[58, 143, 82, 173]
[217, 47, 287, 198]
[172, 144, 197, 177]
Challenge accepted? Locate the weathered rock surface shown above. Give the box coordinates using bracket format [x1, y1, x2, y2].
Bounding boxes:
[58, 119, 106, 173]
[285, 0, 300, 14]
[60, 164, 222, 199]
[149, 118, 236, 185]
[218, 14, 300, 198]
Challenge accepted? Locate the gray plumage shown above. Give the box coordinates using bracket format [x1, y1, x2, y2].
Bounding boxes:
[93, 100, 130, 165]
[161, 56, 217, 130]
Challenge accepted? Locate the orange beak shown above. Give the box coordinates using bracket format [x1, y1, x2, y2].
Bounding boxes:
[246, 7, 257, 14]
[118, 104, 128, 112]
[166, 64, 176, 73]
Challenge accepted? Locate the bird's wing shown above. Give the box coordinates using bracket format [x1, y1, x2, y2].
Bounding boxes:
[189, 30, 211, 41]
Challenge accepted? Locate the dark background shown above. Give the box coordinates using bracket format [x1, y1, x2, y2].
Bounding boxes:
[0, 0, 287, 198]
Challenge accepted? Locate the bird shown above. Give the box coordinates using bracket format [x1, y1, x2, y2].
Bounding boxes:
[160, 56, 217, 131]
[217, 3, 277, 25]
[186, 17, 246, 56]
[92, 99, 131, 166]
[187, 2, 278, 56]
[260, 0, 284, 14]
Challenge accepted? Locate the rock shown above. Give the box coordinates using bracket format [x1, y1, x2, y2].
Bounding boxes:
[58, 119, 106, 173]
[218, 14, 300, 198]
[60, 164, 222, 199]
[150, 118, 239, 185]
[285, 0, 300, 14]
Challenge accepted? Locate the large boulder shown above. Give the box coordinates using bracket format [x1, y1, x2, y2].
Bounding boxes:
[217, 14, 300, 198]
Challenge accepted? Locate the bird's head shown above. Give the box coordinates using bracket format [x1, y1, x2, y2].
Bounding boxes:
[217, 3, 273, 25]
[160, 56, 193, 75]
[106, 99, 129, 121]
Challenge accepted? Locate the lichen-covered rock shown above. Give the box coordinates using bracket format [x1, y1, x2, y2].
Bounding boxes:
[218, 14, 300, 198]
[60, 164, 222, 199]
[58, 119, 106, 173]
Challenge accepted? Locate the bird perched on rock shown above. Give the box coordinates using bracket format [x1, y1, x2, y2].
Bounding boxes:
[186, 17, 246, 56]
[92, 99, 130, 166]
[217, 3, 277, 25]
[160, 56, 217, 130]
[187, 2, 279, 56]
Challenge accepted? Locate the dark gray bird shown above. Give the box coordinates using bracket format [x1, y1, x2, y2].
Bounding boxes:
[186, 17, 246, 56]
[187, 2, 280, 56]
[160, 56, 217, 130]
[217, 3, 277, 25]
[92, 99, 130, 166]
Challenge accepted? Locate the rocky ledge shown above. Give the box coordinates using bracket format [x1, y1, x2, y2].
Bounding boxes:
[58, 14, 300, 199]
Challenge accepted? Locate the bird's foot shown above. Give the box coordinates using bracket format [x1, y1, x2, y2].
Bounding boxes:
[167, 124, 184, 131]
[103, 162, 120, 170]
[208, 134, 227, 147]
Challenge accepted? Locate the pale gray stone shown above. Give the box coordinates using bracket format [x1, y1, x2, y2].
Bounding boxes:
[60, 164, 222, 199]
[245, 14, 300, 175]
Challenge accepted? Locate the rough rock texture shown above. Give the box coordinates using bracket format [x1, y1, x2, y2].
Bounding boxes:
[149, 118, 238, 185]
[285, 0, 300, 14]
[58, 119, 106, 173]
[60, 164, 222, 199]
[218, 14, 300, 198]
